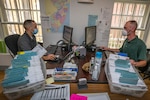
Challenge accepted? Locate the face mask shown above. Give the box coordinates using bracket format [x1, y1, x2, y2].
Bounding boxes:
[32, 29, 38, 35]
[122, 29, 128, 36]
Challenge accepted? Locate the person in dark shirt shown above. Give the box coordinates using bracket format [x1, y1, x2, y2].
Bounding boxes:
[18, 19, 55, 60]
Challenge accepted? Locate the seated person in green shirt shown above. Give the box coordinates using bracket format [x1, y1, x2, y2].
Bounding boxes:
[18, 19, 55, 61]
[101, 20, 147, 68]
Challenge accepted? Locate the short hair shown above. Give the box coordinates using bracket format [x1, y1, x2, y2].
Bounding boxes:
[23, 19, 35, 29]
[128, 20, 138, 30]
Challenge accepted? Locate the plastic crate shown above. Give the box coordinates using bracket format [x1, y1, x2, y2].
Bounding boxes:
[105, 54, 148, 97]
[2, 58, 46, 100]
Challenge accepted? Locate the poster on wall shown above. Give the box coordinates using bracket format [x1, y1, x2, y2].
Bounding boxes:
[88, 15, 98, 26]
[44, 0, 70, 33]
[96, 7, 112, 47]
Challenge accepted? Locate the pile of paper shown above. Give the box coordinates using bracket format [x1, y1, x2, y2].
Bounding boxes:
[2, 51, 44, 88]
[108, 54, 146, 87]
[31, 84, 70, 100]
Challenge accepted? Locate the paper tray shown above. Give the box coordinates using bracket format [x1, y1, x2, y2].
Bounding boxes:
[52, 71, 77, 81]
[105, 57, 148, 97]
[3, 58, 46, 100]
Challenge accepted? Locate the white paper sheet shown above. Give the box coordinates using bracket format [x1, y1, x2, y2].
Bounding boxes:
[78, 93, 110, 100]
[46, 69, 55, 75]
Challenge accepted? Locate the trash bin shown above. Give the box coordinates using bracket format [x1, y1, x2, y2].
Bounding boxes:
[0, 40, 7, 53]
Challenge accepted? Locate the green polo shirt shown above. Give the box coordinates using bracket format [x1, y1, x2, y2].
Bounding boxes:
[119, 36, 147, 61]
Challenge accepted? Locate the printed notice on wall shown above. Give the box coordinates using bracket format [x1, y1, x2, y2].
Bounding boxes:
[103, 8, 111, 20]
[96, 7, 112, 47]
[41, 16, 51, 29]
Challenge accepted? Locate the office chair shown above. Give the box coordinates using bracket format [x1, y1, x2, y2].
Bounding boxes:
[142, 49, 150, 79]
[4, 34, 20, 58]
[138, 49, 150, 80]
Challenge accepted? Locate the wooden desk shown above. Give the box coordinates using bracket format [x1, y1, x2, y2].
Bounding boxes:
[0, 70, 150, 100]
[46, 48, 107, 83]
[0, 48, 149, 100]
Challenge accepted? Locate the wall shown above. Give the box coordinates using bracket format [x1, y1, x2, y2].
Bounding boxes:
[0, 1, 4, 40]
[40, 0, 114, 48]
[0, 22, 4, 40]
[145, 8, 150, 48]
[0, 53, 12, 68]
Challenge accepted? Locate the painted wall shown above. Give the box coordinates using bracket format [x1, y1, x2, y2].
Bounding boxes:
[145, 10, 150, 49]
[40, 0, 114, 48]
[0, 53, 12, 67]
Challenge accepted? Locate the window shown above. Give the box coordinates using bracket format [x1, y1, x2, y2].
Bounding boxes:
[0, 0, 43, 42]
[109, 1, 149, 49]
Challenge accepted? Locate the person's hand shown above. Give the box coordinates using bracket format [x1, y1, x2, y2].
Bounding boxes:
[129, 59, 136, 66]
[43, 54, 56, 60]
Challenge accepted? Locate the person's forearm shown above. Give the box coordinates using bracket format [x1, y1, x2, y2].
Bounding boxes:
[132, 60, 147, 67]
[100, 46, 120, 53]
[107, 48, 120, 53]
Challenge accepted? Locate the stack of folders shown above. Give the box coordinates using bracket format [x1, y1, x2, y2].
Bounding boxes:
[115, 69, 139, 85]
[114, 58, 139, 85]
[115, 59, 130, 69]
[109, 55, 139, 85]
[1, 51, 44, 88]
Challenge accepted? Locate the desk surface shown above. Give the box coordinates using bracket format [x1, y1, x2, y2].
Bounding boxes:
[46, 47, 107, 83]
[1, 48, 150, 100]
[0, 52, 150, 100]
[0, 70, 150, 100]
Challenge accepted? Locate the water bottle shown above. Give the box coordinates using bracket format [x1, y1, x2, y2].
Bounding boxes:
[89, 57, 95, 74]
[95, 51, 102, 72]
[92, 63, 99, 80]
[92, 51, 102, 80]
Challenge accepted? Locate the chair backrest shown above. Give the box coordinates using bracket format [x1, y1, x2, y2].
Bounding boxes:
[4, 34, 20, 56]
[145, 49, 150, 71]
[138, 49, 150, 73]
